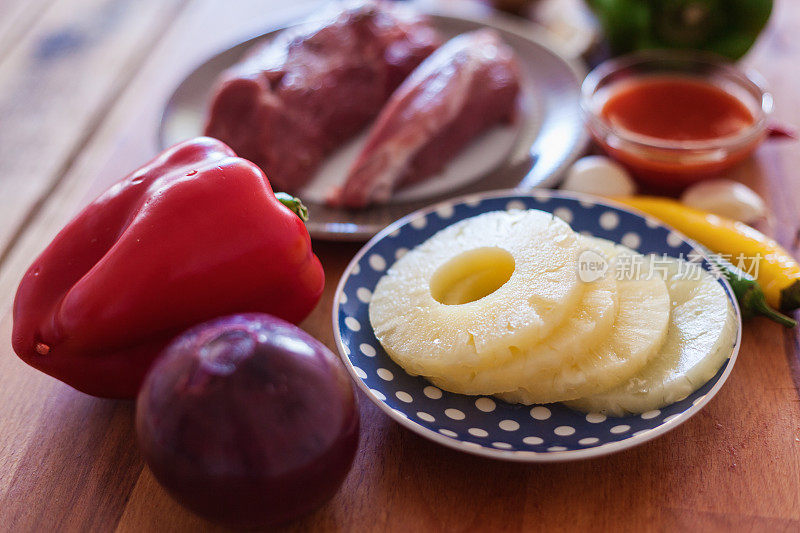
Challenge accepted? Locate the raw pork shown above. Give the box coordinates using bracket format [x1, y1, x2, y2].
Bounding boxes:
[330, 29, 520, 208]
[204, 1, 441, 192]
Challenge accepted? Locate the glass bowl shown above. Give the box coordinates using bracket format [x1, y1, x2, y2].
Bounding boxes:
[581, 50, 773, 189]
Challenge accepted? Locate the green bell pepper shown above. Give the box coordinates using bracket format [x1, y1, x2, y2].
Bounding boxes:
[587, 0, 773, 59]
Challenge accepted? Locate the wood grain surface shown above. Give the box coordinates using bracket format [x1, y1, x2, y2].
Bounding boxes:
[0, 1, 799, 532]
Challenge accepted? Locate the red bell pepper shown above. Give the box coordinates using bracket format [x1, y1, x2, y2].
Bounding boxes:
[12, 137, 324, 399]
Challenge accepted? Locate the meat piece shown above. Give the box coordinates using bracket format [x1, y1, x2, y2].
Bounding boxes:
[330, 29, 521, 208]
[204, 1, 441, 193]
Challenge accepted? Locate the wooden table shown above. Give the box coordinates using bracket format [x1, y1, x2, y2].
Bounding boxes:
[0, 0, 798, 531]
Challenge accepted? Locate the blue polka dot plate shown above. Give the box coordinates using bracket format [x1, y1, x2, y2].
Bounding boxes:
[332, 190, 742, 461]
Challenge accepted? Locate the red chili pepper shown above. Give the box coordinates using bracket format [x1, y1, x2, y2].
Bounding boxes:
[12, 137, 324, 399]
[766, 121, 798, 140]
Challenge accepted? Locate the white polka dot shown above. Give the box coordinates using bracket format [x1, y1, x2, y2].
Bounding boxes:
[547, 446, 567, 452]
[342, 344, 350, 356]
[344, 316, 361, 332]
[532, 191, 549, 203]
[388, 228, 400, 238]
[463, 441, 482, 448]
[353, 366, 367, 379]
[464, 195, 482, 206]
[394, 391, 414, 403]
[585, 412, 606, 423]
[579, 198, 596, 208]
[468, 427, 488, 437]
[360, 343, 376, 357]
[554, 207, 574, 223]
[667, 231, 683, 247]
[439, 429, 457, 437]
[506, 200, 526, 211]
[410, 216, 427, 229]
[633, 429, 651, 437]
[599, 211, 620, 230]
[377, 368, 393, 381]
[554, 425, 575, 436]
[492, 442, 512, 449]
[663, 414, 680, 424]
[395, 391, 413, 403]
[370, 389, 386, 401]
[645, 217, 659, 228]
[621, 232, 641, 250]
[417, 411, 435, 422]
[437, 204, 455, 219]
[610, 424, 630, 434]
[475, 397, 496, 412]
[352, 263, 360, 275]
[356, 287, 372, 303]
[523, 436, 544, 445]
[579, 230, 593, 237]
[530, 406, 551, 420]
[445, 408, 465, 420]
[395, 247, 408, 260]
[423, 386, 442, 399]
[499, 419, 520, 431]
[369, 254, 386, 271]
[339, 292, 347, 304]
[693, 395, 706, 406]
[579, 437, 599, 445]
[392, 409, 408, 419]
[641, 409, 660, 419]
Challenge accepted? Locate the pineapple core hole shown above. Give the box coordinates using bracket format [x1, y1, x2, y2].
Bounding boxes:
[430, 247, 515, 305]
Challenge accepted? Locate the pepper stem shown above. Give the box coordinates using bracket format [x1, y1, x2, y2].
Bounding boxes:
[746, 286, 798, 328]
[709, 248, 797, 328]
[275, 192, 309, 223]
[779, 280, 800, 313]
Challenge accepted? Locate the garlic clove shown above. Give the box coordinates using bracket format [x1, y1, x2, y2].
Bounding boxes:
[561, 156, 636, 197]
[680, 179, 767, 224]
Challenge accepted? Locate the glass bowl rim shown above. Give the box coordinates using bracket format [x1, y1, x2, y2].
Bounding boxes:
[581, 49, 773, 153]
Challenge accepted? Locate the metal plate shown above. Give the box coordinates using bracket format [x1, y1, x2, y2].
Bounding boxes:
[159, 9, 589, 240]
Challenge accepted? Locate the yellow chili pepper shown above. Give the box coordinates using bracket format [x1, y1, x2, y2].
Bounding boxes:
[613, 196, 800, 312]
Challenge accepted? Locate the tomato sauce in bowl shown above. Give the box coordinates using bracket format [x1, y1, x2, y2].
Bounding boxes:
[582, 52, 772, 188]
[602, 77, 754, 141]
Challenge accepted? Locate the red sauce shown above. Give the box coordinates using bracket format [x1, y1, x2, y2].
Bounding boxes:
[601, 76, 754, 141]
[592, 76, 763, 189]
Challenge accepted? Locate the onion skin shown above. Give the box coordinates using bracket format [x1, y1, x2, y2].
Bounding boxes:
[135, 314, 359, 528]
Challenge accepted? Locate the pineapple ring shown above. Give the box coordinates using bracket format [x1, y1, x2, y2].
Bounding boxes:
[369, 209, 582, 377]
[430, 236, 620, 394]
[496, 253, 671, 405]
[566, 256, 736, 416]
